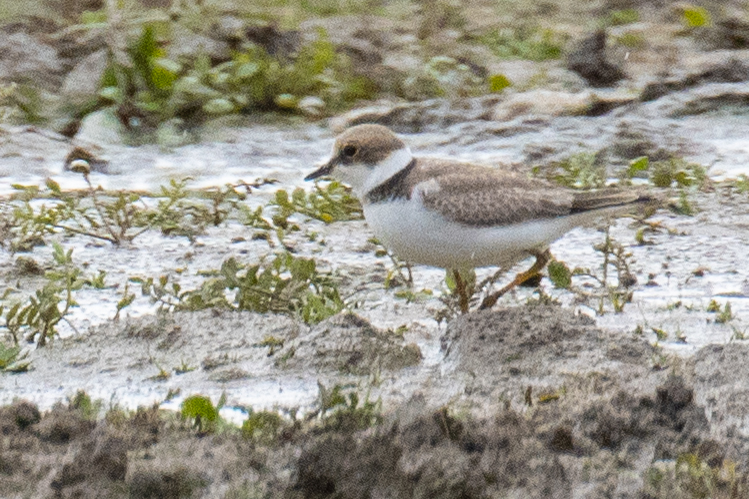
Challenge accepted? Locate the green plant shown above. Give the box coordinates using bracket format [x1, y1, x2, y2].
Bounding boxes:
[708, 301, 733, 324]
[98, 23, 375, 136]
[242, 410, 284, 443]
[547, 259, 572, 289]
[681, 5, 711, 28]
[135, 252, 344, 324]
[0, 343, 30, 372]
[488, 73, 512, 93]
[269, 182, 363, 224]
[1, 243, 86, 346]
[533, 152, 606, 189]
[3, 184, 63, 252]
[145, 178, 214, 240]
[316, 382, 382, 432]
[651, 327, 668, 342]
[478, 26, 567, 61]
[615, 32, 646, 49]
[114, 282, 136, 321]
[624, 156, 650, 180]
[0, 83, 49, 124]
[175, 359, 196, 374]
[70, 390, 101, 420]
[642, 453, 742, 498]
[47, 177, 150, 245]
[2, 177, 248, 250]
[650, 158, 707, 189]
[730, 325, 748, 341]
[568, 227, 637, 315]
[734, 175, 749, 193]
[606, 9, 639, 26]
[181, 394, 222, 434]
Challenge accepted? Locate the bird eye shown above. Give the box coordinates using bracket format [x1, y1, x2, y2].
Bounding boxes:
[342, 145, 357, 158]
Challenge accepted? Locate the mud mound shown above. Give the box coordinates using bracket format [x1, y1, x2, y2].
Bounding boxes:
[279, 312, 422, 375]
[441, 304, 656, 406]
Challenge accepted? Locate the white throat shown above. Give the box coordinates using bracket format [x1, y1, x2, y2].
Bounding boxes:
[359, 147, 413, 198]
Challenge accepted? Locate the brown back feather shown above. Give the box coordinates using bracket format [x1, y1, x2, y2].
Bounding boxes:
[411, 158, 659, 227]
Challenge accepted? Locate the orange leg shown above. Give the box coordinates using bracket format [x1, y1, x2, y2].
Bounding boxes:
[479, 249, 552, 310]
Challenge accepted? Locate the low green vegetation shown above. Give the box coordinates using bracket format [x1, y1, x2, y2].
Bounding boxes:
[242, 409, 284, 442]
[477, 26, 567, 61]
[70, 389, 102, 420]
[643, 453, 743, 499]
[0, 0, 583, 137]
[181, 394, 223, 434]
[680, 5, 712, 28]
[605, 9, 640, 27]
[1, 242, 87, 346]
[178, 382, 381, 440]
[268, 181, 362, 224]
[134, 252, 344, 324]
[0, 176, 360, 251]
[707, 300, 734, 324]
[533, 152, 607, 190]
[315, 381, 382, 432]
[0, 176, 359, 345]
[545, 226, 639, 315]
[96, 23, 375, 140]
[733, 174, 749, 194]
[0, 342, 30, 372]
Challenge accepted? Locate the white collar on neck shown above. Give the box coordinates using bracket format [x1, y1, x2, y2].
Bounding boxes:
[360, 147, 413, 196]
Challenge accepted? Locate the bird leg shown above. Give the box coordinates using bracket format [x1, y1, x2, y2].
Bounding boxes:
[479, 249, 552, 310]
[452, 269, 470, 314]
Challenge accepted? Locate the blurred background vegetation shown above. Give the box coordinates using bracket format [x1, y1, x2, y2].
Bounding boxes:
[0, 0, 746, 143]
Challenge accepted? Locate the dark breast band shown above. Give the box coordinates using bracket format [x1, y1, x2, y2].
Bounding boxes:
[364, 158, 417, 204]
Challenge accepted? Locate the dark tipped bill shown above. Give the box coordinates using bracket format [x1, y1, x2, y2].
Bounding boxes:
[304, 159, 335, 181]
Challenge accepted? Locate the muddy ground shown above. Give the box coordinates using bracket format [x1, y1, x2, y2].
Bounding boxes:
[4, 304, 749, 498]
[2, 0, 749, 497]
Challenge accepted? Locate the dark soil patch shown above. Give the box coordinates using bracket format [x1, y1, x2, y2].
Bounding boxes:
[3, 306, 749, 498]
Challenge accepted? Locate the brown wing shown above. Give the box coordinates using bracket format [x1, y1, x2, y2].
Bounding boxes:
[414, 158, 657, 227]
[414, 160, 575, 227]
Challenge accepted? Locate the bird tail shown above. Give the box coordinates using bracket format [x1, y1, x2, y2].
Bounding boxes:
[570, 189, 663, 214]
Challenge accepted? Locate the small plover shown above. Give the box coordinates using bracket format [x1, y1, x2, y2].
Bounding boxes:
[305, 124, 658, 312]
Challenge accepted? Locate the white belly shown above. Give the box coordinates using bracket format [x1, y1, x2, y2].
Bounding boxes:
[363, 199, 582, 269]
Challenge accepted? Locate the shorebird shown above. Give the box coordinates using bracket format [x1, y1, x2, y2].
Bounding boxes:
[306, 124, 658, 312]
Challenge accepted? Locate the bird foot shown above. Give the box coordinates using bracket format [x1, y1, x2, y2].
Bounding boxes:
[478, 249, 552, 310]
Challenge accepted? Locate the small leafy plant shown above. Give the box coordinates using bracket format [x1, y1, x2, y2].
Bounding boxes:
[0, 343, 30, 372]
[315, 382, 382, 432]
[533, 152, 607, 190]
[268, 182, 363, 225]
[478, 26, 567, 61]
[1, 243, 86, 346]
[134, 252, 344, 324]
[242, 410, 284, 443]
[181, 394, 223, 434]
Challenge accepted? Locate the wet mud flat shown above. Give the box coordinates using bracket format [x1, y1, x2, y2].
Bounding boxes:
[1, 89, 749, 499]
[1, 2, 749, 494]
[3, 304, 749, 498]
[1, 88, 749, 499]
